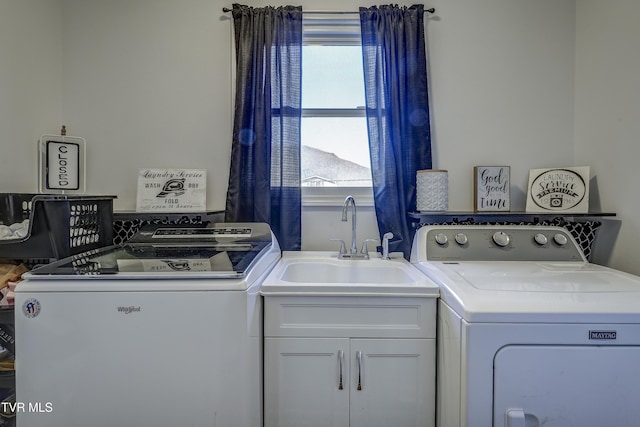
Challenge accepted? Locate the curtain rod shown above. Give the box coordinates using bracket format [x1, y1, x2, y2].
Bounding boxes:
[222, 7, 435, 14]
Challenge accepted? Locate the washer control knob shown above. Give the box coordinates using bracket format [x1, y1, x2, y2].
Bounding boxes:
[454, 233, 468, 246]
[534, 233, 548, 246]
[492, 231, 510, 247]
[434, 233, 448, 246]
[553, 233, 568, 246]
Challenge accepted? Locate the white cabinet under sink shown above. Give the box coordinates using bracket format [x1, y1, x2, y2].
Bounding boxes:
[263, 295, 437, 427]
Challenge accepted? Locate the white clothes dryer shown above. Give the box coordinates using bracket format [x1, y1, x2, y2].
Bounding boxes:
[411, 225, 640, 427]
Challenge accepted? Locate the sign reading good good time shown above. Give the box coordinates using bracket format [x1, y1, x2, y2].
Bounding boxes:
[474, 166, 510, 212]
[526, 166, 590, 213]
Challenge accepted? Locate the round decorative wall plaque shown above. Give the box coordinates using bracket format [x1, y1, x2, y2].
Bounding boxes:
[526, 167, 590, 213]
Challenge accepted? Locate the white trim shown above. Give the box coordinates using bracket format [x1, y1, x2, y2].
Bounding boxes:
[302, 186, 374, 207]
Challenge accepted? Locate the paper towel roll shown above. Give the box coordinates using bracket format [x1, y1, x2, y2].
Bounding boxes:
[416, 170, 448, 211]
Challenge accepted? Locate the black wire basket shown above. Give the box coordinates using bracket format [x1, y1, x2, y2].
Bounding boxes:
[0, 194, 115, 263]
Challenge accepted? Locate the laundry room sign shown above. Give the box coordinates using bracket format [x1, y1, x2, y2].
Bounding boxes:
[136, 168, 206, 212]
[526, 166, 590, 213]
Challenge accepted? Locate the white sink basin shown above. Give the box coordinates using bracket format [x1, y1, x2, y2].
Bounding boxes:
[281, 261, 415, 284]
[261, 251, 439, 296]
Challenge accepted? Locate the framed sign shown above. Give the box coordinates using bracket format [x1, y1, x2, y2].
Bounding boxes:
[136, 168, 206, 212]
[526, 166, 590, 213]
[38, 134, 86, 194]
[473, 166, 510, 212]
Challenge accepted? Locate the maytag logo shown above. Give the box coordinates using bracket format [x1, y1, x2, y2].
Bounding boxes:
[117, 306, 141, 314]
[589, 330, 617, 340]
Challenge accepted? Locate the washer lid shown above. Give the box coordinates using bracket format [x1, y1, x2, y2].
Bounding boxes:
[26, 222, 276, 280]
[416, 260, 640, 323]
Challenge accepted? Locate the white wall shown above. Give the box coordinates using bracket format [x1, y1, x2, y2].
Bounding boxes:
[48, 0, 581, 201]
[575, 0, 640, 274]
[60, 0, 233, 210]
[428, 0, 576, 210]
[5, 1, 618, 264]
[0, 0, 63, 192]
[224, 0, 577, 251]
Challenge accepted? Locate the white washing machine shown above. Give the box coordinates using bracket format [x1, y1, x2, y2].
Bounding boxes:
[15, 222, 280, 427]
[411, 224, 640, 427]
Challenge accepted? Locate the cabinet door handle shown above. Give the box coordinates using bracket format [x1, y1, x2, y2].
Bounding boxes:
[338, 349, 344, 390]
[356, 350, 363, 391]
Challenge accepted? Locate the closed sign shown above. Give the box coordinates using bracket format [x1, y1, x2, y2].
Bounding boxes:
[46, 141, 80, 190]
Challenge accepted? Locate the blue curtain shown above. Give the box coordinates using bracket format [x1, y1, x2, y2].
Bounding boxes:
[225, 4, 303, 251]
[360, 4, 432, 259]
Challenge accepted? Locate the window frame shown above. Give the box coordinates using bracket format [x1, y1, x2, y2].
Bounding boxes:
[301, 14, 373, 207]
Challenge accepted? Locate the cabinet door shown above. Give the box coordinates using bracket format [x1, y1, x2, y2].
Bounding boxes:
[350, 339, 435, 427]
[264, 337, 350, 427]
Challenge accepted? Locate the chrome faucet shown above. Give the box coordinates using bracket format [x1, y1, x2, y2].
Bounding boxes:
[342, 195, 357, 254]
[331, 195, 375, 259]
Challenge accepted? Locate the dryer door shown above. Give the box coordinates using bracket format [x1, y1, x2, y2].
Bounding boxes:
[493, 345, 640, 427]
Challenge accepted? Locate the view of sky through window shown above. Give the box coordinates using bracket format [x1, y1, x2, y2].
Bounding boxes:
[301, 45, 372, 186]
[302, 46, 365, 109]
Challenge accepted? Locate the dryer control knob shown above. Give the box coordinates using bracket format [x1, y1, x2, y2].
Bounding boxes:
[534, 233, 548, 246]
[553, 233, 568, 246]
[454, 233, 468, 246]
[492, 231, 510, 247]
[434, 233, 448, 246]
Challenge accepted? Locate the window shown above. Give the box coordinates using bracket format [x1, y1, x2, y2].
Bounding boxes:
[301, 15, 372, 199]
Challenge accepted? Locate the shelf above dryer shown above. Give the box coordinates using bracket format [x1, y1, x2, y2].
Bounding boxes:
[408, 211, 616, 224]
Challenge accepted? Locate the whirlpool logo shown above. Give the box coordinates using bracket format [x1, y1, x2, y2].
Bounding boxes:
[117, 306, 141, 314]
